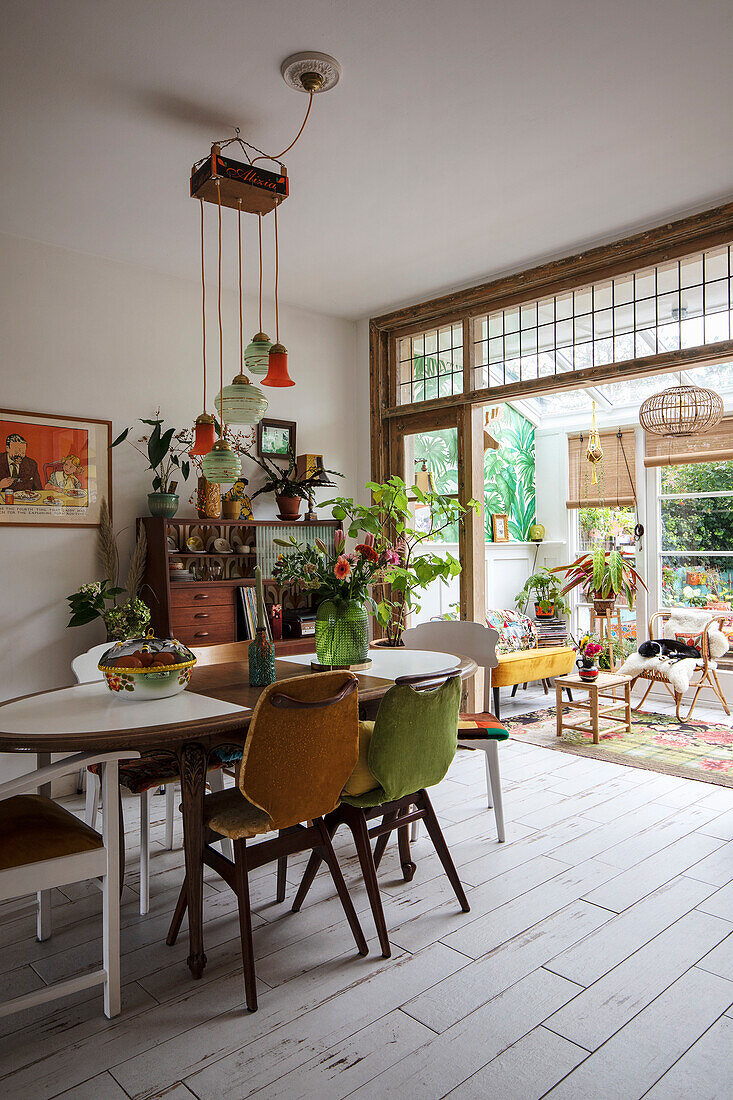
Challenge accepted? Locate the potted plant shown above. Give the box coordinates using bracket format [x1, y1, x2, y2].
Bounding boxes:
[112, 414, 192, 517]
[246, 449, 342, 520]
[573, 632, 603, 681]
[515, 569, 569, 619]
[66, 500, 151, 641]
[321, 477, 477, 647]
[553, 547, 647, 614]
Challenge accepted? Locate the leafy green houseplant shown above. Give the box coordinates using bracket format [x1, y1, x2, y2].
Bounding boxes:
[553, 548, 647, 613]
[67, 500, 150, 641]
[246, 449, 342, 520]
[327, 476, 478, 647]
[112, 414, 192, 517]
[515, 569, 569, 618]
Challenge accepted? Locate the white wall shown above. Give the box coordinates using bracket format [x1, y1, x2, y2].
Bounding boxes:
[0, 232, 359, 705]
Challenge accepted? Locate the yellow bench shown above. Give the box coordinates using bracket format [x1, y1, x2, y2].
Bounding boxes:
[492, 645, 576, 718]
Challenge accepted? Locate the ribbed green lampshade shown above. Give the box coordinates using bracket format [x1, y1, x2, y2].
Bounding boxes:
[201, 439, 242, 485]
[214, 374, 268, 425]
[244, 331, 273, 375]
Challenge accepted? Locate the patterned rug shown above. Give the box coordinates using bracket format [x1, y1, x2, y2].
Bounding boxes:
[503, 707, 733, 786]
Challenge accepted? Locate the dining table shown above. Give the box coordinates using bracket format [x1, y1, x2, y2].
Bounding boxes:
[0, 644, 477, 981]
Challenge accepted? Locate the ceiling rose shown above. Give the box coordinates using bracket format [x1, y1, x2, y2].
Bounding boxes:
[638, 384, 724, 437]
[281, 52, 342, 94]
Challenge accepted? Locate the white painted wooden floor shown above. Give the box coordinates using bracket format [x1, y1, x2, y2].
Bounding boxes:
[1, 686, 732, 1100]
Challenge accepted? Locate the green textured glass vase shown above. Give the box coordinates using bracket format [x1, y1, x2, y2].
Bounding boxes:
[248, 628, 275, 686]
[315, 599, 369, 668]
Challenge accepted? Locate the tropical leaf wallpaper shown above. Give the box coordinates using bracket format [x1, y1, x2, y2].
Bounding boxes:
[413, 405, 536, 542]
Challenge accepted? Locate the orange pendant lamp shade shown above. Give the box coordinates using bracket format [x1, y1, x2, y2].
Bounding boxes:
[190, 413, 216, 455]
[262, 343, 294, 387]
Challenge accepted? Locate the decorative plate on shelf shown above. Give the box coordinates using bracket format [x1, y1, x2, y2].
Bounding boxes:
[213, 537, 232, 553]
[186, 535, 205, 552]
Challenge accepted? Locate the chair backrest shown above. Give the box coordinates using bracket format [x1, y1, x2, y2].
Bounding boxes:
[71, 642, 113, 684]
[401, 620, 499, 709]
[240, 671, 359, 829]
[367, 675, 461, 802]
[190, 641, 250, 667]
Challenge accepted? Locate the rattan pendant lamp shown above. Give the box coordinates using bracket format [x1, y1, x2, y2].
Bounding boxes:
[639, 383, 724, 437]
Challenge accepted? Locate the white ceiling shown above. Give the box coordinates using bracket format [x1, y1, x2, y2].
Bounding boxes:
[3, 0, 733, 320]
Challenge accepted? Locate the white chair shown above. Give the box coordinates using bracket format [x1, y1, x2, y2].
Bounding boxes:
[402, 620, 506, 842]
[0, 749, 138, 1019]
[73, 644, 230, 915]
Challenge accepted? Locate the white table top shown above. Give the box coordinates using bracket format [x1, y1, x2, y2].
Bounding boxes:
[0, 680, 248, 738]
[279, 648, 462, 681]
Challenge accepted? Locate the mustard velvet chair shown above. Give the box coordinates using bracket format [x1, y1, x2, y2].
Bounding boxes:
[293, 673, 470, 958]
[166, 671, 368, 1012]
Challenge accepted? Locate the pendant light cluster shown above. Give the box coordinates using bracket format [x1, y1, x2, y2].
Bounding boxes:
[189, 51, 342, 481]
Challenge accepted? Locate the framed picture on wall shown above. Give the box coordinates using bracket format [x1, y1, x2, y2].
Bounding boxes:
[491, 512, 509, 542]
[257, 418, 296, 460]
[0, 409, 112, 527]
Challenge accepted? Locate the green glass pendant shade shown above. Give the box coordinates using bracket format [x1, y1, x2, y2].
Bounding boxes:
[201, 439, 241, 485]
[214, 374, 269, 426]
[315, 599, 369, 667]
[249, 628, 275, 685]
[244, 332, 273, 376]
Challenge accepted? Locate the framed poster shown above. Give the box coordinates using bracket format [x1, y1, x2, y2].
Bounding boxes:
[257, 418, 296, 460]
[0, 409, 112, 527]
[491, 512, 509, 542]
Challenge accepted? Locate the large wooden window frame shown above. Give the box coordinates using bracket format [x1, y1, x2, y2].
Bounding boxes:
[369, 201, 733, 634]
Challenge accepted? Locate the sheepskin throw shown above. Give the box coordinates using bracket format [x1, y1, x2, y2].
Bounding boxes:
[619, 607, 730, 694]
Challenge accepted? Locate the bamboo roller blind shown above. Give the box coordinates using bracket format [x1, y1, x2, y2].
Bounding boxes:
[644, 416, 733, 467]
[567, 429, 636, 508]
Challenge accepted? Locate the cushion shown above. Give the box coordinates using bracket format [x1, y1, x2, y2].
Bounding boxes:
[674, 631, 702, 653]
[343, 721, 380, 797]
[458, 712, 509, 741]
[203, 788, 275, 840]
[486, 609, 537, 653]
[0, 795, 103, 871]
[664, 609, 729, 659]
[88, 747, 242, 795]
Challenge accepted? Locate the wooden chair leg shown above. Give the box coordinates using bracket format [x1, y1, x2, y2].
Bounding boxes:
[291, 814, 339, 912]
[418, 789, 470, 913]
[276, 847, 288, 904]
[343, 806, 392, 958]
[372, 810, 399, 870]
[314, 818, 368, 957]
[233, 838, 258, 1012]
[166, 878, 188, 946]
[397, 809, 416, 882]
[711, 668, 731, 715]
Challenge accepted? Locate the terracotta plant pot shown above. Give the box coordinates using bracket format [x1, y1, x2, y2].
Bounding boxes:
[592, 595, 616, 615]
[275, 494, 302, 521]
[534, 602, 556, 618]
[221, 499, 242, 520]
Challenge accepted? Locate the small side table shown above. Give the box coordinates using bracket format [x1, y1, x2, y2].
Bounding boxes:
[554, 671, 632, 745]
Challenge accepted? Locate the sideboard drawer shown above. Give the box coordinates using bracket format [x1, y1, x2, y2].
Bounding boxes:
[172, 604, 234, 628]
[173, 620, 235, 646]
[170, 586, 233, 608]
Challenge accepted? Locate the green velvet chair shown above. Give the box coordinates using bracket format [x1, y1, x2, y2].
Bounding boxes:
[292, 672, 470, 957]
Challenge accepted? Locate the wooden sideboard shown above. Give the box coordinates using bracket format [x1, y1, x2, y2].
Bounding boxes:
[138, 516, 338, 653]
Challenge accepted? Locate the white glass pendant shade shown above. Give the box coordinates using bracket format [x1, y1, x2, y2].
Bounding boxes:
[214, 374, 268, 425]
[244, 331, 273, 375]
[201, 439, 242, 485]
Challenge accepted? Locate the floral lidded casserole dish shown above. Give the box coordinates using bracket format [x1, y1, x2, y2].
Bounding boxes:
[98, 630, 197, 701]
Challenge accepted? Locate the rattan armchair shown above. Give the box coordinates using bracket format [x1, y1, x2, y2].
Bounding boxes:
[630, 611, 730, 721]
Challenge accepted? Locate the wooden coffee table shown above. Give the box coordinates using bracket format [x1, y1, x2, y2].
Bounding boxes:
[554, 671, 632, 745]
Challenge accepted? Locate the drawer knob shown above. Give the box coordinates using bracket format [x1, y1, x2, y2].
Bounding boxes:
[194, 593, 209, 600]
[194, 613, 210, 619]
[194, 631, 210, 638]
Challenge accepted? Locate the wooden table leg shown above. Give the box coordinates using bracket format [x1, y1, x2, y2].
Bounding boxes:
[555, 682, 563, 737]
[178, 742, 208, 979]
[590, 686, 600, 745]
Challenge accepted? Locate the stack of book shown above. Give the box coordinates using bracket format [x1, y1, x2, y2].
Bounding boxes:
[534, 616, 569, 648]
[238, 587, 273, 641]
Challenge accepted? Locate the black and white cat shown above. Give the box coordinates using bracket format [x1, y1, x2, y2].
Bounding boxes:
[638, 638, 700, 661]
